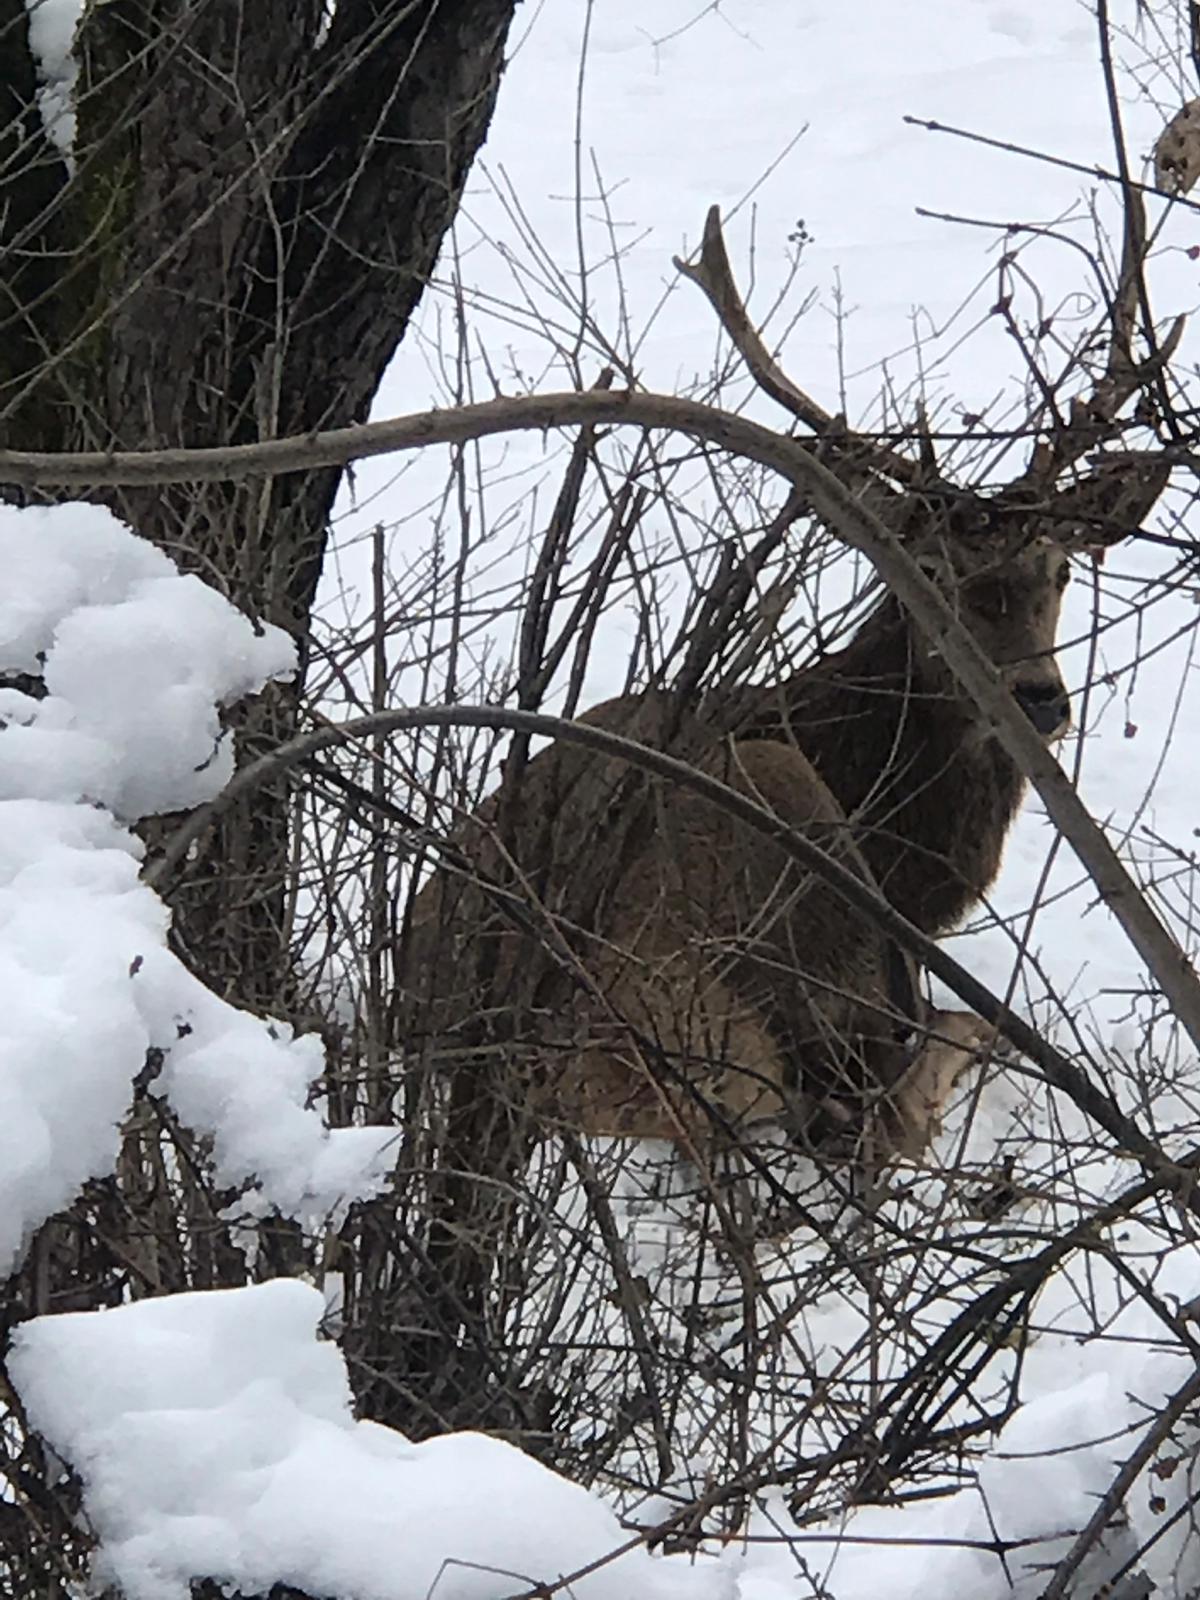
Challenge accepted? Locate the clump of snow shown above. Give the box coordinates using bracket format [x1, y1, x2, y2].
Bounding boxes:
[0, 801, 156, 1269]
[11, 1274, 1200, 1600]
[22, 0, 83, 155]
[133, 950, 399, 1220]
[8, 1280, 723, 1600]
[0, 502, 296, 818]
[0, 503, 394, 1273]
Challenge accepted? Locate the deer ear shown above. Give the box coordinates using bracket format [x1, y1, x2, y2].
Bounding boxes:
[1051, 455, 1170, 553]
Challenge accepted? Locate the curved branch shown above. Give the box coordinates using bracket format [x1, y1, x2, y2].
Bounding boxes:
[13, 382, 1196, 1053]
[0, 389, 802, 486]
[144, 700, 1197, 1212]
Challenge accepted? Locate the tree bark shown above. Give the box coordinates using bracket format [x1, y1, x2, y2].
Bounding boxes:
[0, 0, 519, 1006]
[0, 18, 520, 1558]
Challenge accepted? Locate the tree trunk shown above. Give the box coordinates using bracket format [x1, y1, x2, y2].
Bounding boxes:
[0, 23, 522, 1557]
[0, 0, 519, 1008]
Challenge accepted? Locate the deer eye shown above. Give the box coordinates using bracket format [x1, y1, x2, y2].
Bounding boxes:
[1056, 562, 1071, 592]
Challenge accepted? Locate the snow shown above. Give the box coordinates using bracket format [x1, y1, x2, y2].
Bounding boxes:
[8, 1273, 1199, 1600]
[138, 957, 400, 1222]
[7, 1280, 724, 1600]
[0, 503, 394, 1272]
[8, 4, 1200, 1600]
[22, 0, 82, 155]
[0, 503, 297, 818]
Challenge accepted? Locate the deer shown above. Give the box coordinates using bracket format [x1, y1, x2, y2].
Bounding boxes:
[399, 204, 1176, 1178]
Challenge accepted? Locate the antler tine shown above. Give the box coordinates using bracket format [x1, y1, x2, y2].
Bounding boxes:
[1047, 449, 1172, 558]
[1107, 178, 1148, 386]
[674, 206, 923, 491]
[1022, 186, 1185, 487]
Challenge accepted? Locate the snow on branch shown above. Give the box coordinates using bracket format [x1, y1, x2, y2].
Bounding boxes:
[23, 0, 83, 154]
[0, 503, 394, 1274]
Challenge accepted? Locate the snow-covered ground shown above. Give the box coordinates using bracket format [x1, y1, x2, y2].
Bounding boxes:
[9, 4, 1200, 1600]
[9, 1269, 1199, 1600]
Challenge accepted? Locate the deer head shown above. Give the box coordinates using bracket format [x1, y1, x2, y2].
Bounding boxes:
[897, 449, 1169, 744]
[906, 523, 1074, 740]
[678, 201, 1177, 741]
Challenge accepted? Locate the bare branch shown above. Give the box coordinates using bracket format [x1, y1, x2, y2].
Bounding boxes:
[12, 381, 1197, 1055]
[0, 390, 798, 487]
[904, 111, 1200, 212]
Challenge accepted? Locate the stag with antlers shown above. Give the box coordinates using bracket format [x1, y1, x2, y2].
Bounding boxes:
[400, 201, 1175, 1175]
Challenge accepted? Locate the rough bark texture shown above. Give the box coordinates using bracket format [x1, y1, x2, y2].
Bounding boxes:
[0, 0, 518, 1006]
[0, 9, 519, 1558]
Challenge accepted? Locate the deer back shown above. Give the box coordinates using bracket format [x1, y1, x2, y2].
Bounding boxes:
[402, 692, 930, 1157]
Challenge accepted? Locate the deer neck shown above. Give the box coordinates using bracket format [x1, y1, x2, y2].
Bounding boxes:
[730, 598, 1028, 936]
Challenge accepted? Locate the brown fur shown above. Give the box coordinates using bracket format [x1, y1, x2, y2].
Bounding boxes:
[400, 529, 1074, 1167]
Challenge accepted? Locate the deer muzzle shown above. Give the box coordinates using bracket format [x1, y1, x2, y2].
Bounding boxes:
[1012, 678, 1071, 739]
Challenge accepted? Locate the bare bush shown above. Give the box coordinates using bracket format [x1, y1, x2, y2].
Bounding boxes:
[7, 6, 1200, 1597]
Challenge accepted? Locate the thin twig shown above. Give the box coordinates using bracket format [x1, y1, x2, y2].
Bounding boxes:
[904, 112, 1200, 214]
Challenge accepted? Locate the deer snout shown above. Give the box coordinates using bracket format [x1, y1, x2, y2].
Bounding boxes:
[1011, 678, 1071, 740]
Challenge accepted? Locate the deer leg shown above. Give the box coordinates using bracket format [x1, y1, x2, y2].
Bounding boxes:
[884, 1008, 996, 1161]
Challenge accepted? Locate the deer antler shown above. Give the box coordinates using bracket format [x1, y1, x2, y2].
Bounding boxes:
[1002, 183, 1182, 557]
[1022, 187, 1184, 487]
[1043, 450, 1172, 558]
[674, 206, 923, 494]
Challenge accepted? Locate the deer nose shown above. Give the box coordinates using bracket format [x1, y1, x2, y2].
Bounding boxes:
[1012, 680, 1071, 737]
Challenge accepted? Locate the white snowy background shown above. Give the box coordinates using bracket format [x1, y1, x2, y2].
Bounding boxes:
[8, 4, 1200, 1600]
